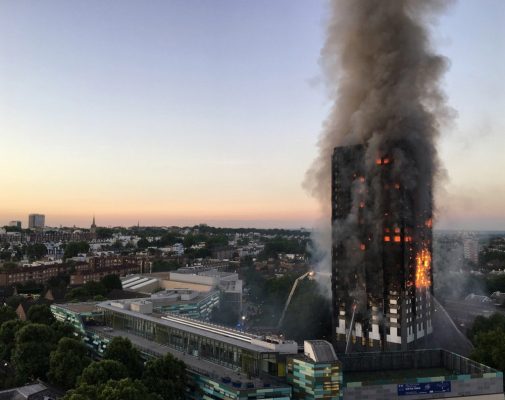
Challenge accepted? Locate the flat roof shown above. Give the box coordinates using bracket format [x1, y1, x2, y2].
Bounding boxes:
[344, 367, 453, 384]
[152, 290, 218, 306]
[52, 302, 100, 314]
[97, 301, 273, 353]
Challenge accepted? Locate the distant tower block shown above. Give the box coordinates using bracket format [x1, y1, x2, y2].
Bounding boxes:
[331, 145, 433, 352]
[28, 214, 45, 230]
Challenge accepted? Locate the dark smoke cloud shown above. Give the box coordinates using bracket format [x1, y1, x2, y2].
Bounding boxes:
[305, 0, 453, 207]
[305, 0, 455, 316]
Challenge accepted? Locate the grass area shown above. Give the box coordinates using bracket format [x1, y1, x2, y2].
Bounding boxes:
[345, 367, 454, 383]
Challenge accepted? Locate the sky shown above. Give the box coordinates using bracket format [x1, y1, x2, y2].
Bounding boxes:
[0, 0, 504, 230]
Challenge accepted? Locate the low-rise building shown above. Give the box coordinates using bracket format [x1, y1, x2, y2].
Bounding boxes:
[51, 301, 297, 399]
[0, 263, 68, 286]
[287, 340, 342, 400]
[70, 264, 143, 285]
[50, 300, 504, 400]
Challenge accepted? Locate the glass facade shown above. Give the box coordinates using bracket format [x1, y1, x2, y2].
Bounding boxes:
[102, 307, 276, 377]
[287, 357, 342, 400]
[155, 291, 220, 320]
[51, 304, 103, 334]
[188, 372, 292, 400]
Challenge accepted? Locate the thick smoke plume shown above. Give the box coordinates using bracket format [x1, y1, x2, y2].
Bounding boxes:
[306, 0, 453, 281]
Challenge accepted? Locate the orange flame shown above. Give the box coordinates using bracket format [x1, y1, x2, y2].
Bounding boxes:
[415, 249, 431, 288]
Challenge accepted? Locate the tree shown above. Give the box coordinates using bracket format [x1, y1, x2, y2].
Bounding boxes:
[157, 233, 182, 247]
[0, 320, 26, 361]
[183, 234, 207, 248]
[47, 274, 70, 290]
[103, 337, 143, 377]
[48, 338, 91, 390]
[109, 240, 124, 251]
[5, 295, 24, 310]
[64, 378, 161, 400]
[142, 354, 186, 400]
[79, 360, 128, 386]
[151, 259, 181, 273]
[64, 242, 90, 259]
[468, 313, 505, 372]
[471, 328, 505, 371]
[136, 238, 150, 249]
[12, 323, 55, 381]
[0, 262, 17, 272]
[65, 281, 107, 302]
[27, 304, 55, 325]
[62, 383, 98, 400]
[101, 274, 122, 292]
[259, 236, 308, 259]
[51, 320, 75, 343]
[0, 306, 17, 326]
[0, 250, 13, 261]
[65, 287, 90, 302]
[98, 378, 162, 400]
[96, 227, 114, 239]
[486, 275, 505, 294]
[26, 244, 48, 260]
[468, 313, 505, 342]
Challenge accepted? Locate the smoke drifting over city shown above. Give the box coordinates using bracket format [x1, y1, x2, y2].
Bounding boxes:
[305, 0, 453, 283]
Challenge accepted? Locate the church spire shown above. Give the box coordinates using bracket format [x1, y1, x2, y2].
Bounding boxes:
[90, 215, 97, 235]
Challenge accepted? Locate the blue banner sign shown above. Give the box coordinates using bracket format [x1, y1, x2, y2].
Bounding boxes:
[398, 381, 451, 396]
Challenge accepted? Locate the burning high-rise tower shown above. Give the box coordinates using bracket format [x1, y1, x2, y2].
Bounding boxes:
[303, 0, 451, 351]
[331, 143, 433, 352]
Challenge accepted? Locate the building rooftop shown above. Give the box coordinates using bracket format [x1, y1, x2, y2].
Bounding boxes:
[150, 289, 217, 306]
[339, 348, 501, 386]
[97, 300, 297, 354]
[0, 382, 63, 400]
[89, 326, 288, 391]
[304, 340, 338, 363]
[53, 302, 100, 314]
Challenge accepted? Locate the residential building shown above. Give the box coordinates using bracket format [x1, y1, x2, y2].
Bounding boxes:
[28, 214, 45, 229]
[331, 145, 433, 352]
[0, 263, 69, 286]
[463, 237, 479, 264]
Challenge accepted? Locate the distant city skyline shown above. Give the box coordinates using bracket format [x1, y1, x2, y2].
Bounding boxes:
[1, 0, 504, 230]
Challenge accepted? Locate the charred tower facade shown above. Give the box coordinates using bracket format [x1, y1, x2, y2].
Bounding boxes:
[331, 144, 433, 352]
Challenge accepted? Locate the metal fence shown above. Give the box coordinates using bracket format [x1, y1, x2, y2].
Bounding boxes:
[339, 348, 499, 376]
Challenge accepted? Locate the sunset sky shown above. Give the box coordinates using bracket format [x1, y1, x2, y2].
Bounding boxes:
[1, 0, 504, 230]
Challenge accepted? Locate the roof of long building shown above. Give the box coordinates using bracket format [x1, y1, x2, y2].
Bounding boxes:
[97, 300, 295, 353]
